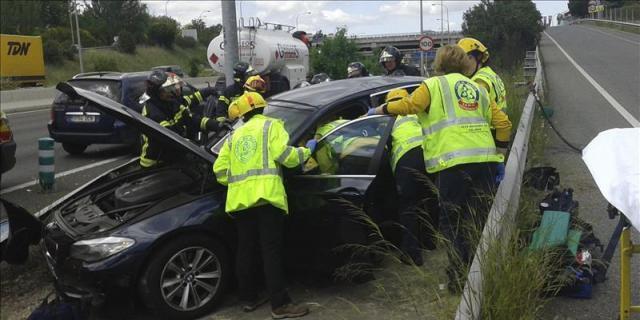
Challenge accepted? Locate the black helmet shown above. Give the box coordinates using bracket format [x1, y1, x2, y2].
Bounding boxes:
[147, 70, 168, 90]
[379, 46, 402, 65]
[347, 62, 369, 78]
[233, 62, 255, 82]
[310, 73, 330, 84]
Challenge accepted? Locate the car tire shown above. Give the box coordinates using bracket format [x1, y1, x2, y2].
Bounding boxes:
[62, 143, 88, 155]
[138, 234, 230, 320]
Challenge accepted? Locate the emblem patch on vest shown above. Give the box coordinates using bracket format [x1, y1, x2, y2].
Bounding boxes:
[234, 135, 258, 163]
[454, 80, 480, 111]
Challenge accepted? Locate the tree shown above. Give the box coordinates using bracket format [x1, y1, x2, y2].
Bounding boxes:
[81, 0, 150, 45]
[117, 31, 137, 54]
[184, 19, 222, 46]
[1, 0, 70, 35]
[148, 16, 179, 48]
[462, 0, 542, 69]
[310, 28, 362, 79]
[568, 0, 589, 18]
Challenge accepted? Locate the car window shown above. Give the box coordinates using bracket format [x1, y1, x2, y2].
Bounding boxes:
[121, 79, 147, 110]
[306, 116, 390, 175]
[67, 79, 122, 102]
[210, 104, 312, 154]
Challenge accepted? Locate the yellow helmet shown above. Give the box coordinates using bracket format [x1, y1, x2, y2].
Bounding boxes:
[227, 92, 267, 120]
[244, 75, 267, 93]
[385, 88, 409, 103]
[457, 37, 489, 63]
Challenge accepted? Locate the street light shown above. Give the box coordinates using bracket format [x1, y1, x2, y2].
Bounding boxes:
[198, 9, 211, 20]
[432, 2, 449, 45]
[165, 0, 170, 16]
[295, 11, 312, 30]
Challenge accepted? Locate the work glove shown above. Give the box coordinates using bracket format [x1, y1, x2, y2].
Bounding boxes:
[366, 108, 378, 116]
[495, 163, 505, 185]
[305, 139, 318, 153]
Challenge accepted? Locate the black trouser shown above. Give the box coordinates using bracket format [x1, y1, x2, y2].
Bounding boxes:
[235, 204, 291, 309]
[433, 162, 496, 282]
[395, 147, 432, 260]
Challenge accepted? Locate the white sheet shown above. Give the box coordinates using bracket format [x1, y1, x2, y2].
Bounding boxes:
[582, 128, 640, 230]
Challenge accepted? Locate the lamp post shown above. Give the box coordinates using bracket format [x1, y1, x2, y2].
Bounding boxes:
[165, 0, 170, 16]
[72, 0, 83, 73]
[432, 2, 449, 45]
[420, 0, 424, 76]
[296, 11, 312, 30]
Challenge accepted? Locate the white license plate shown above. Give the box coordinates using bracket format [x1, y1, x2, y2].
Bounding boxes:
[69, 115, 97, 123]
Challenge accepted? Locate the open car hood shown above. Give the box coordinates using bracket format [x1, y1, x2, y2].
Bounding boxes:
[56, 82, 215, 165]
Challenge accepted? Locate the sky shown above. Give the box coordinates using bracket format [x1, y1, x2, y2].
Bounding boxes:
[142, 0, 569, 36]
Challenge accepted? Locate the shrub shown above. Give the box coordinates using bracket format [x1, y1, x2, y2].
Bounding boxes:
[188, 57, 200, 77]
[117, 31, 137, 54]
[43, 39, 64, 64]
[92, 56, 119, 72]
[176, 36, 197, 48]
[148, 17, 179, 48]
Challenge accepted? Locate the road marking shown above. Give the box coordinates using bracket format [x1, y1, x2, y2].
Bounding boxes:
[5, 108, 49, 116]
[0, 156, 128, 195]
[544, 30, 640, 128]
[578, 25, 640, 45]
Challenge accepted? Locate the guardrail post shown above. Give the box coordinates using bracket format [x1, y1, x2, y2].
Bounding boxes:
[38, 137, 55, 192]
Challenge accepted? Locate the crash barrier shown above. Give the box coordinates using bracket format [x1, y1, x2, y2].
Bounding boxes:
[0, 76, 217, 114]
[578, 18, 640, 27]
[455, 47, 544, 319]
[38, 137, 55, 192]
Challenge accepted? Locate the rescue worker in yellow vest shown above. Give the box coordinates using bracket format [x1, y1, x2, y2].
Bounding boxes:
[386, 88, 427, 266]
[312, 119, 349, 174]
[139, 70, 218, 168]
[367, 44, 512, 292]
[213, 92, 313, 318]
[458, 38, 509, 183]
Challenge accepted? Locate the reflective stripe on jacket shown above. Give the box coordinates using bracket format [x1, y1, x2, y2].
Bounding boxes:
[472, 66, 507, 111]
[390, 115, 423, 172]
[419, 74, 503, 173]
[213, 114, 310, 213]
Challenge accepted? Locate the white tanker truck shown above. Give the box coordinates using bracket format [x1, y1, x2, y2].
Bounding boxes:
[207, 18, 309, 95]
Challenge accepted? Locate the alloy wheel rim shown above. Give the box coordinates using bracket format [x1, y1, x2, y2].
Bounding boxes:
[160, 246, 221, 311]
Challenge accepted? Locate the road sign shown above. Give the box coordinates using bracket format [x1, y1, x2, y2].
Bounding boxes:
[419, 36, 434, 52]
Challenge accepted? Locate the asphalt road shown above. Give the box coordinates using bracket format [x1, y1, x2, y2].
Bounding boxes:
[539, 24, 639, 319]
[0, 108, 131, 192]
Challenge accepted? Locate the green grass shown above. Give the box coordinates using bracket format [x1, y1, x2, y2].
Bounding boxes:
[44, 45, 216, 86]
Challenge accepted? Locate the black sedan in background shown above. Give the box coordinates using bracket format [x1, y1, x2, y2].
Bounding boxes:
[12, 76, 425, 319]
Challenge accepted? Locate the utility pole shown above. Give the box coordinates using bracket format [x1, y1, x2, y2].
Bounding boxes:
[440, 0, 444, 47]
[73, 0, 84, 73]
[420, 0, 424, 76]
[69, 9, 75, 46]
[221, 0, 239, 86]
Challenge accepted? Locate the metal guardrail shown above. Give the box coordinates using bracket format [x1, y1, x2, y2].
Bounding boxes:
[455, 47, 544, 319]
[578, 18, 640, 27]
[0, 76, 217, 113]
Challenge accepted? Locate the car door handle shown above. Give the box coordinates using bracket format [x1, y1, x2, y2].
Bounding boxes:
[337, 187, 362, 197]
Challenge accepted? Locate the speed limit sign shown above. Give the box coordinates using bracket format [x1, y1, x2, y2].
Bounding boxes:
[419, 36, 434, 52]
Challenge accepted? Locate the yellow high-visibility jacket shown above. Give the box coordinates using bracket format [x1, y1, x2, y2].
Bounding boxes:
[213, 114, 310, 213]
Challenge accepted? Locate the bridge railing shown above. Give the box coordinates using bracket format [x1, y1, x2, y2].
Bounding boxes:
[455, 47, 544, 319]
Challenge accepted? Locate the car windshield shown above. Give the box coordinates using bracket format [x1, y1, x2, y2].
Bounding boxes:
[211, 103, 312, 155]
[68, 79, 122, 101]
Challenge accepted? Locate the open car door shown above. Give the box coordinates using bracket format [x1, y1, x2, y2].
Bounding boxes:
[284, 115, 395, 274]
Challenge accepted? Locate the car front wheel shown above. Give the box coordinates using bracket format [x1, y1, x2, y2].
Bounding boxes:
[138, 235, 230, 320]
[62, 143, 88, 155]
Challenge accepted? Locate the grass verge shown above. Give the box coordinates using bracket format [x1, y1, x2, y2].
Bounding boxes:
[43, 45, 216, 86]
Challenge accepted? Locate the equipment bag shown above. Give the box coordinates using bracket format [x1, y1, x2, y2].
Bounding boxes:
[27, 286, 89, 320]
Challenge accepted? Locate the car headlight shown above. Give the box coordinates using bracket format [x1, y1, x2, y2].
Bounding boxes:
[70, 237, 135, 262]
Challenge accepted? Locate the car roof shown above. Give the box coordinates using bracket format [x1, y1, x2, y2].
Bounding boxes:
[269, 76, 425, 109]
[71, 71, 151, 81]
[152, 65, 182, 69]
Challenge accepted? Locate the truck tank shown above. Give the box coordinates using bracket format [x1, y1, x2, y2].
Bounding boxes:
[207, 21, 309, 90]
